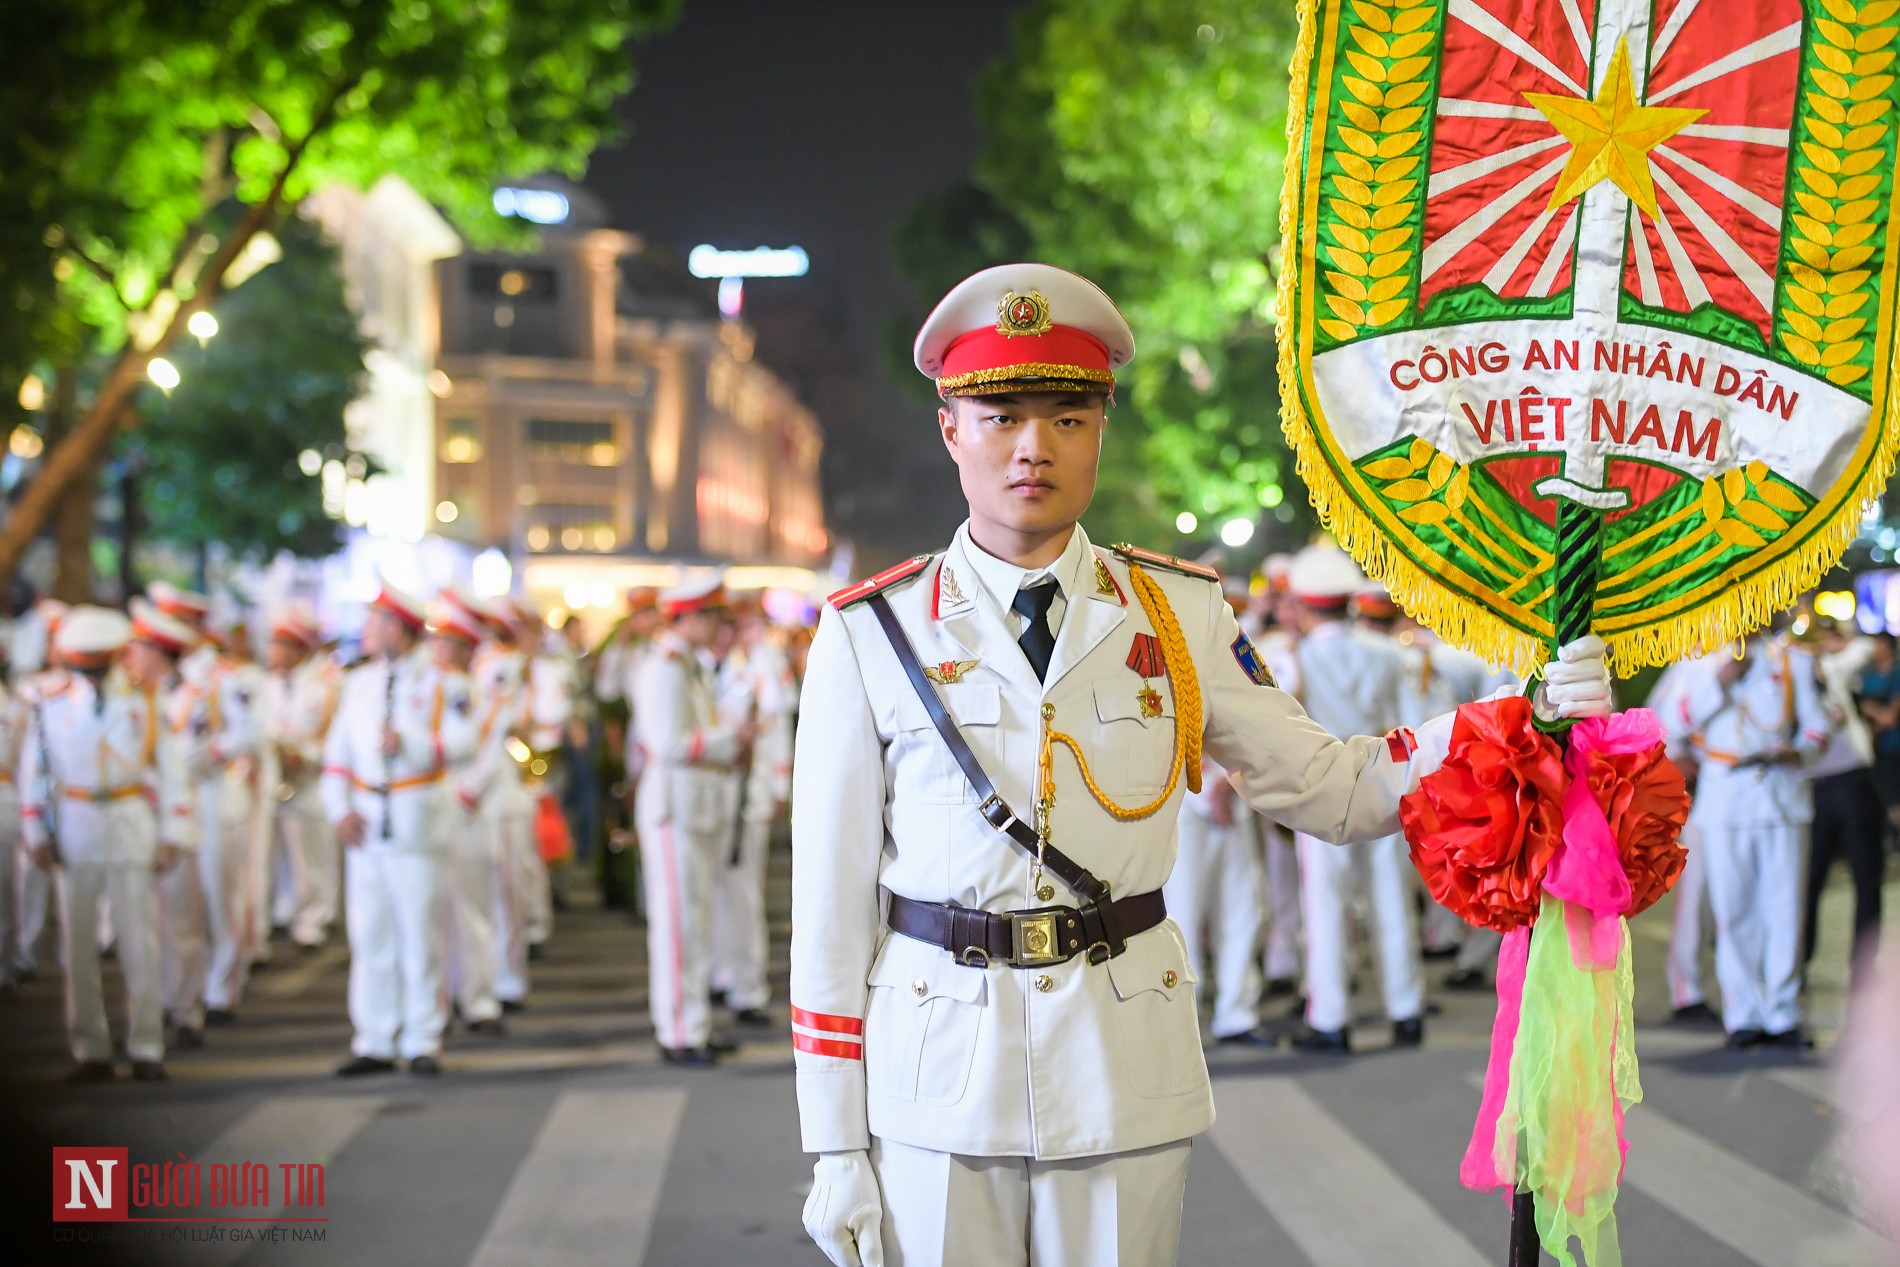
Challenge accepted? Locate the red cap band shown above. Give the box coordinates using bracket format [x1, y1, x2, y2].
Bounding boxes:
[937, 324, 1113, 396]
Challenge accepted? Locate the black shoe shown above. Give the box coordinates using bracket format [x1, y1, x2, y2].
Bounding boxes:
[527, 943, 545, 962]
[660, 1046, 721, 1067]
[130, 1061, 168, 1082]
[1443, 967, 1489, 992]
[13, 966, 37, 984]
[65, 1060, 116, 1085]
[1421, 944, 1461, 962]
[1263, 977, 1299, 999]
[1725, 1027, 1767, 1050]
[1391, 1017, 1425, 1047]
[203, 1008, 236, 1027]
[1763, 1027, 1813, 1049]
[732, 1007, 772, 1028]
[706, 1032, 739, 1054]
[248, 959, 270, 973]
[297, 941, 324, 956]
[1282, 994, 1308, 1019]
[467, 1016, 508, 1036]
[1289, 1025, 1352, 1054]
[499, 999, 526, 1014]
[1671, 1001, 1721, 1028]
[335, 1055, 398, 1077]
[169, 1026, 205, 1051]
[408, 1055, 442, 1076]
[709, 988, 730, 1008]
[1215, 1026, 1279, 1048]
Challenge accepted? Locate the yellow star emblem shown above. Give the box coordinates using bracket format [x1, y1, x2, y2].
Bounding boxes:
[1523, 39, 1705, 219]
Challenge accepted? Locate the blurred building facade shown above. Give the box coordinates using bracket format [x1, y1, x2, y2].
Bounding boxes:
[305, 176, 828, 627]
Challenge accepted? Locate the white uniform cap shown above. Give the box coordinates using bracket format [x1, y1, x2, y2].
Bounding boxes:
[1287, 545, 1366, 604]
[370, 580, 428, 633]
[440, 581, 502, 634]
[661, 569, 727, 617]
[56, 605, 133, 667]
[427, 600, 487, 645]
[129, 597, 199, 657]
[270, 599, 322, 647]
[149, 580, 211, 620]
[914, 263, 1134, 397]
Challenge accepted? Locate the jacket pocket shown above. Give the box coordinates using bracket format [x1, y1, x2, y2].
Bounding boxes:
[1091, 680, 1176, 796]
[1105, 924, 1204, 1098]
[892, 682, 1002, 804]
[863, 933, 989, 1106]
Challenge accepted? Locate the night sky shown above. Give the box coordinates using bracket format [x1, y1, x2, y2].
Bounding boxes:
[586, 0, 1028, 566]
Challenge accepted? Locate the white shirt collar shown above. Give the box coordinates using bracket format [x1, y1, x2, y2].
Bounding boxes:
[956, 522, 1088, 614]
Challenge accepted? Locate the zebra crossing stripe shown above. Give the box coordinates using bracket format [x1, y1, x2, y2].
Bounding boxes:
[467, 1089, 688, 1267]
[1209, 1077, 1490, 1267]
[156, 1095, 385, 1267]
[1622, 1105, 1889, 1266]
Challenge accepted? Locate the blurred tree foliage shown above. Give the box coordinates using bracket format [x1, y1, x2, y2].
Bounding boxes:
[0, 0, 678, 582]
[132, 213, 369, 562]
[892, 0, 1310, 555]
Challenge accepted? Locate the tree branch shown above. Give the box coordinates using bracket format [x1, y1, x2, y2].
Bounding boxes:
[64, 241, 131, 310]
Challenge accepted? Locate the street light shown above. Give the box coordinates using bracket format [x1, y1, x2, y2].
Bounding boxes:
[146, 357, 181, 392]
[1175, 512, 1199, 534]
[187, 310, 219, 343]
[1220, 517, 1255, 547]
[297, 449, 323, 476]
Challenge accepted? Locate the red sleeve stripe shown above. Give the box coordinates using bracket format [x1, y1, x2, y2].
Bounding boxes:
[323, 764, 350, 777]
[791, 1006, 864, 1036]
[687, 733, 705, 763]
[793, 1033, 864, 1060]
[1384, 727, 1418, 763]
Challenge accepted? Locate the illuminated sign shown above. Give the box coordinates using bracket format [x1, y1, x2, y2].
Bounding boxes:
[688, 245, 810, 279]
[493, 187, 570, 225]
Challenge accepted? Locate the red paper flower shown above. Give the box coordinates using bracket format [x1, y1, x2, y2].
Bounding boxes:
[1578, 742, 1691, 918]
[1401, 696, 1567, 932]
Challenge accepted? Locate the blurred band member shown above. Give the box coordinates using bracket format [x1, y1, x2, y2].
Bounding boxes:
[265, 602, 340, 950]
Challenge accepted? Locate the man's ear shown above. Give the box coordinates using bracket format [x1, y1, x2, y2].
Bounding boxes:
[938, 404, 960, 461]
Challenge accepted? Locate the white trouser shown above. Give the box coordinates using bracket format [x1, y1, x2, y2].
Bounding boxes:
[445, 814, 501, 1023]
[59, 862, 164, 1063]
[1421, 896, 1467, 954]
[871, 1135, 1191, 1267]
[1667, 826, 1710, 1008]
[711, 815, 771, 1011]
[1455, 926, 1504, 974]
[344, 844, 447, 1060]
[639, 818, 715, 1050]
[523, 829, 553, 947]
[248, 781, 276, 962]
[489, 804, 532, 1003]
[199, 780, 257, 1010]
[15, 842, 55, 972]
[1703, 821, 1803, 1034]
[157, 854, 208, 1027]
[1162, 811, 1263, 1038]
[1260, 817, 1302, 983]
[0, 791, 17, 982]
[278, 785, 338, 947]
[1298, 832, 1424, 1033]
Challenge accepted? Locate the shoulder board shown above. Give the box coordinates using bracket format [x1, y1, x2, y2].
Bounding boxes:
[1111, 542, 1221, 583]
[828, 554, 934, 609]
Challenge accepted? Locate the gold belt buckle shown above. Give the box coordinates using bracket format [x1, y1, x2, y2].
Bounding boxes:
[1012, 910, 1063, 966]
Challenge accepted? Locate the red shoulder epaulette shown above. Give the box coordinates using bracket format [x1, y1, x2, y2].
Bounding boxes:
[829, 554, 934, 609]
[1111, 542, 1221, 583]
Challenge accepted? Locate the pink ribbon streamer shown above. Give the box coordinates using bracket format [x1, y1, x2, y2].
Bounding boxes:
[1462, 924, 1530, 1191]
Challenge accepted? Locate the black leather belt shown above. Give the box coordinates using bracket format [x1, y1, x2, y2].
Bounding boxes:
[887, 890, 1166, 969]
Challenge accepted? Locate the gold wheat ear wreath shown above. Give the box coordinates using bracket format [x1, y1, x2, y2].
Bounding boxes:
[1038, 564, 1204, 822]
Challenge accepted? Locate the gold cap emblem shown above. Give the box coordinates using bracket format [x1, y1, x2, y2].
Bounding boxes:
[996, 289, 1053, 338]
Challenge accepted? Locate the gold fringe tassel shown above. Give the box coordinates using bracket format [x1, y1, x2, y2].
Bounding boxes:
[1274, 0, 1900, 679]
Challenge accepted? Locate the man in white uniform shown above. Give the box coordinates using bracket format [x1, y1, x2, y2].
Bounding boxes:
[1252, 573, 1305, 997]
[1654, 653, 1722, 1024]
[434, 591, 507, 1035]
[791, 263, 1613, 1267]
[474, 607, 536, 1012]
[321, 583, 477, 1076]
[632, 574, 754, 1064]
[711, 594, 795, 1026]
[1283, 551, 1425, 1054]
[22, 607, 195, 1082]
[1161, 756, 1269, 1044]
[1679, 632, 1830, 1047]
[263, 602, 340, 951]
[12, 598, 68, 981]
[0, 643, 28, 997]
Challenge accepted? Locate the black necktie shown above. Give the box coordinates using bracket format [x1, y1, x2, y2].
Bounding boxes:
[1012, 581, 1059, 681]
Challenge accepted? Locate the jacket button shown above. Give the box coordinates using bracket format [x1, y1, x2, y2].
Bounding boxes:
[1162, 970, 1178, 989]
[1036, 885, 1055, 902]
[912, 979, 927, 997]
[1034, 975, 1054, 993]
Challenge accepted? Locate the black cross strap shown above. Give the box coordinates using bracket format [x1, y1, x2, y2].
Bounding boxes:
[865, 592, 1110, 905]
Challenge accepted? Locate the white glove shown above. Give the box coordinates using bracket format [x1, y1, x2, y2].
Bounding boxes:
[802, 1150, 886, 1267]
[1534, 635, 1613, 721]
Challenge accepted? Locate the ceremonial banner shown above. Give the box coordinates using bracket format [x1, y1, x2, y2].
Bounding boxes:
[1279, 0, 1900, 677]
